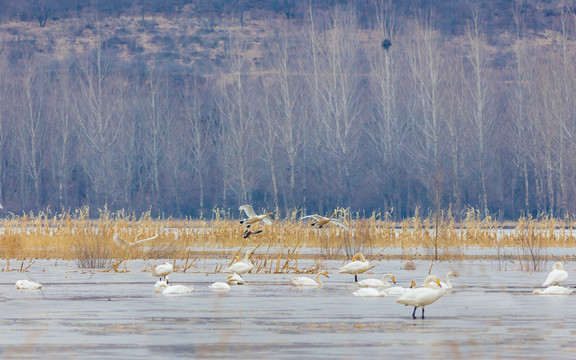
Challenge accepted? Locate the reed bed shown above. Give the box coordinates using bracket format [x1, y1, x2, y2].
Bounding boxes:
[1, 207, 575, 272]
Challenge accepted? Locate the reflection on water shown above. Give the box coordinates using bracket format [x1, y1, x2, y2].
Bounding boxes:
[1, 259, 575, 359]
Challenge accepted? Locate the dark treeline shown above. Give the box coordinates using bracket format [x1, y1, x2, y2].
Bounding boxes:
[0, 1, 576, 219]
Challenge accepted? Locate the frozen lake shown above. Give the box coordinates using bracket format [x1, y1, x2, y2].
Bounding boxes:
[1, 258, 575, 359]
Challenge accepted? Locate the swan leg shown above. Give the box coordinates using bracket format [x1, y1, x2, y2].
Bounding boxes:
[412, 307, 417, 319]
[310, 223, 316, 227]
[421, 307, 425, 319]
[354, 275, 358, 282]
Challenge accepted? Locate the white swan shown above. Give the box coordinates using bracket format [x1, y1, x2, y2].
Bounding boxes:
[353, 287, 387, 297]
[113, 233, 159, 247]
[291, 271, 329, 287]
[152, 262, 173, 282]
[396, 275, 444, 319]
[209, 282, 231, 290]
[15, 279, 42, 290]
[357, 273, 395, 288]
[239, 205, 273, 228]
[155, 280, 193, 295]
[440, 271, 458, 290]
[543, 262, 568, 286]
[339, 253, 373, 282]
[227, 273, 246, 285]
[301, 212, 349, 231]
[224, 251, 254, 275]
[382, 280, 416, 297]
[532, 285, 573, 295]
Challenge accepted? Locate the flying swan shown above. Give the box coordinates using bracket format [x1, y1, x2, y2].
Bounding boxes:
[301, 212, 349, 231]
[113, 233, 159, 247]
[239, 205, 273, 228]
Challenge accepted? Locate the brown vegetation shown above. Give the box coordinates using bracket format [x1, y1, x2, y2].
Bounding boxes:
[1, 208, 574, 272]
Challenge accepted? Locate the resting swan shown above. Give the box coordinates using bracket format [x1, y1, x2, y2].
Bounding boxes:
[382, 280, 416, 297]
[155, 279, 193, 295]
[15, 279, 42, 290]
[543, 262, 568, 286]
[339, 253, 373, 282]
[291, 271, 329, 287]
[224, 251, 254, 275]
[357, 273, 395, 288]
[396, 275, 444, 319]
[239, 205, 273, 228]
[209, 282, 231, 290]
[440, 271, 458, 290]
[353, 287, 387, 297]
[532, 285, 573, 295]
[227, 273, 246, 285]
[301, 212, 349, 231]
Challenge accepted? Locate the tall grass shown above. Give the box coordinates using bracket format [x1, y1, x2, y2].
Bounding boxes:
[1, 207, 575, 271]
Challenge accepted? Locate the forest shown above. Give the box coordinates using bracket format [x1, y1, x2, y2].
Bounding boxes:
[0, 0, 575, 219]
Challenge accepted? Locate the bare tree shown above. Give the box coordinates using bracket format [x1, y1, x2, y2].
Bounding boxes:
[15, 53, 49, 209]
[404, 15, 448, 211]
[367, 0, 404, 213]
[463, 11, 498, 216]
[75, 29, 125, 208]
[218, 33, 257, 206]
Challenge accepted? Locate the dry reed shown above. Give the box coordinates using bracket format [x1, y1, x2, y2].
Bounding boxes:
[0, 207, 574, 271]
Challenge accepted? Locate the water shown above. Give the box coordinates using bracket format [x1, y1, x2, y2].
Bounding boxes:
[1, 259, 575, 359]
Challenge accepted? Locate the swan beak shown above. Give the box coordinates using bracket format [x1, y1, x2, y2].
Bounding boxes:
[453, 272, 458, 277]
[436, 279, 442, 287]
[410, 280, 416, 288]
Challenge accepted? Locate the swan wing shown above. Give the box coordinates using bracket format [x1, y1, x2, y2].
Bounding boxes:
[328, 219, 349, 231]
[261, 216, 273, 225]
[112, 234, 133, 246]
[301, 214, 324, 221]
[135, 233, 159, 244]
[239, 205, 257, 218]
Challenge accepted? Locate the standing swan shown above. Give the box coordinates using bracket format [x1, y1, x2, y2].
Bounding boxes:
[339, 253, 372, 282]
[224, 251, 254, 275]
[152, 262, 173, 283]
[396, 275, 444, 319]
[543, 262, 568, 286]
[440, 271, 458, 290]
[239, 205, 273, 228]
[301, 212, 349, 230]
[291, 271, 329, 287]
